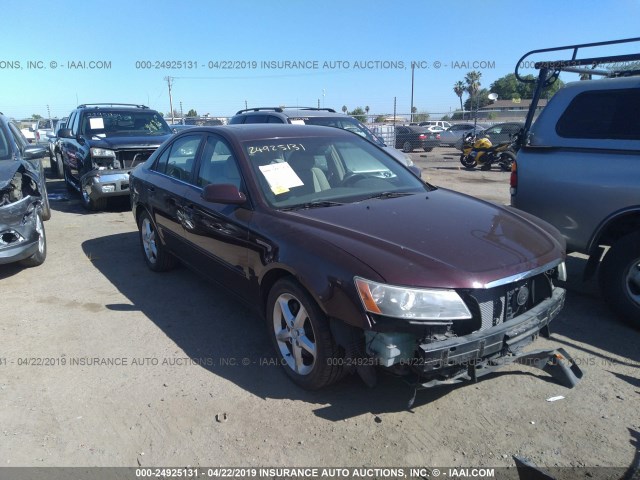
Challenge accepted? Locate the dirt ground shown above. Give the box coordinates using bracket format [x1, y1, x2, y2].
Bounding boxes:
[0, 148, 638, 473]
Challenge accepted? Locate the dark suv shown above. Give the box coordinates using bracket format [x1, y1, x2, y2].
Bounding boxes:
[229, 107, 416, 170]
[59, 104, 172, 210]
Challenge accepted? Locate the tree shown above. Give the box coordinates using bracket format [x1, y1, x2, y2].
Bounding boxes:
[490, 73, 564, 100]
[453, 81, 466, 115]
[374, 115, 386, 123]
[465, 71, 482, 98]
[365, 106, 370, 115]
[349, 107, 367, 123]
[441, 114, 451, 121]
[413, 111, 430, 123]
[464, 88, 491, 111]
[186, 109, 198, 117]
[32, 114, 42, 120]
[342, 105, 348, 114]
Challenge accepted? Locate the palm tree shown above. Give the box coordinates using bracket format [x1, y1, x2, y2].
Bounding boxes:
[465, 71, 482, 119]
[342, 105, 348, 114]
[365, 106, 370, 123]
[453, 81, 465, 116]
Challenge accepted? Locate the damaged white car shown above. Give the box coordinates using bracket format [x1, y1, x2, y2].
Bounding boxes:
[0, 113, 51, 267]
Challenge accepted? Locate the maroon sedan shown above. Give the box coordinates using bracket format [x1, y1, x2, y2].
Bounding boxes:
[130, 124, 571, 392]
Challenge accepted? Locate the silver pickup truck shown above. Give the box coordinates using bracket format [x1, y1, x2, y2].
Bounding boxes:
[511, 38, 640, 327]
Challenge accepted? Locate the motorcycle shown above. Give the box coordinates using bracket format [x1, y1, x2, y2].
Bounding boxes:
[459, 132, 517, 171]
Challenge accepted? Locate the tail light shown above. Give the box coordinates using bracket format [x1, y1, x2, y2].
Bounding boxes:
[436, 133, 441, 140]
[510, 160, 517, 195]
[35, 131, 40, 141]
[418, 134, 426, 140]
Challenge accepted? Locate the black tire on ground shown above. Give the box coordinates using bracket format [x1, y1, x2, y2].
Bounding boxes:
[21, 213, 46, 267]
[266, 277, 345, 389]
[599, 232, 640, 328]
[424, 147, 433, 152]
[460, 154, 476, 169]
[138, 210, 177, 272]
[40, 182, 51, 221]
[402, 141, 413, 153]
[55, 152, 64, 178]
[499, 151, 516, 171]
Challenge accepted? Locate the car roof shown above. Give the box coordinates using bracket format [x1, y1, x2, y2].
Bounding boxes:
[174, 123, 359, 142]
[234, 107, 350, 119]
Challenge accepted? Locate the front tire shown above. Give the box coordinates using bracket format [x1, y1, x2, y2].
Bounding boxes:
[266, 278, 344, 389]
[21, 213, 46, 267]
[599, 232, 640, 327]
[460, 154, 476, 169]
[81, 179, 107, 211]
[138, 211, 177, 272]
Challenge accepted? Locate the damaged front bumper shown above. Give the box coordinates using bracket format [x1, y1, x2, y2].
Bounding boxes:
[81, 170, 132, 201]
[0, 196, 41, 264]
[366, 288, 582, 391]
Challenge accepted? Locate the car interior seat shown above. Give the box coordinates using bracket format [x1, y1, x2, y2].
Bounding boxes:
[287, 150, 330, 195]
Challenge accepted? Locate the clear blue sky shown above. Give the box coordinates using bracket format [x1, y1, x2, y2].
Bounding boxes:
[1, 0, 639, 120]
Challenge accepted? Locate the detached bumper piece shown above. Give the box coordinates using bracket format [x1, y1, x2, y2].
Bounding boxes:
[0, 196, 41, 264]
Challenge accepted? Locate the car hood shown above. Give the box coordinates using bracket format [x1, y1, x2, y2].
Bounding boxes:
[85, 133, 172, 150]
[382, 146, 412, 166]
[281, 189, 565, 289]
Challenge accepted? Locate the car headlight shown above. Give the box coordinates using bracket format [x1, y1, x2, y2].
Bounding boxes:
[355, 277, 472, 321]
[90, 148, 116, 159]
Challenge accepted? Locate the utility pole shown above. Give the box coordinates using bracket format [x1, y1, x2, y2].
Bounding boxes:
[46, 104, 51, 122]
[245, 100, 248, 110]
[164, 76, 174, 124]
[180, 101, 183, 124]
[393, 97, 397, 126]
[410, 63, 414, 123]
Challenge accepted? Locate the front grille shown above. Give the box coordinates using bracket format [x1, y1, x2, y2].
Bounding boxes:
[116, 149, 155, 169]
[461, 273, 553, 335]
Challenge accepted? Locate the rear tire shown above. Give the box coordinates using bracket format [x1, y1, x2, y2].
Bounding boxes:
[266, 278, 344, 389]
[499, 151, 516, 171]
[402, 141, 413, 153]
[138, 211, 177, 272]
[424, 147, 433, 152]
[599, 232, 640, 328]
[55, 152, 64, 178]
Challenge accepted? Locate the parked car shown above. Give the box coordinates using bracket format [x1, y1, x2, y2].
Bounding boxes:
[438, 123, 488, 147]
[454, 122, 523, 150]
[512, 38, 640, 326]
[395, 125, 439, 152]
[170, 124, 196, 133]
[20, 124, 35, 143]
[58, 103, 173, 210]
[47, 117, 68, 178]
[0, 112, 51, 267]
[130, 124, 573, 393]
[34, 118, 55, 145]
[229, 107, 417, 171]
[419, 120, 452, 129]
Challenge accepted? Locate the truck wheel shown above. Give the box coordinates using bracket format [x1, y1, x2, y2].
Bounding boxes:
[55, 152, 64, 178]
[21, 213, 46, 267]
[402, 141, 413, 153]
[138, 211, 177, 272]
[81, 179, 107, 211]
[266, 278, 344, 389]
[599, 231, 640, 328]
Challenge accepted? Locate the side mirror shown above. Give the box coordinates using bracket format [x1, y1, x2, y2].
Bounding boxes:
[58, 128, 72, 138]
[23, 145, 47, 160]
[409, 165, 422, 178]
[202, 184, 246, 205]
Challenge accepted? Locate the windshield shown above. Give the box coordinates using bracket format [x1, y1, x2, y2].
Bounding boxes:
[242, 134, 430, 209]
[81, 111, 171, 137]
[294, 116, 385, 146]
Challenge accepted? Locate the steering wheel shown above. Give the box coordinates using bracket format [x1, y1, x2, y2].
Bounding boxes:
[341, 172, 368, 186]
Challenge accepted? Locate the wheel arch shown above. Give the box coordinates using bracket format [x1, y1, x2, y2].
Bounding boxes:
[589, 208, 640, 254]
